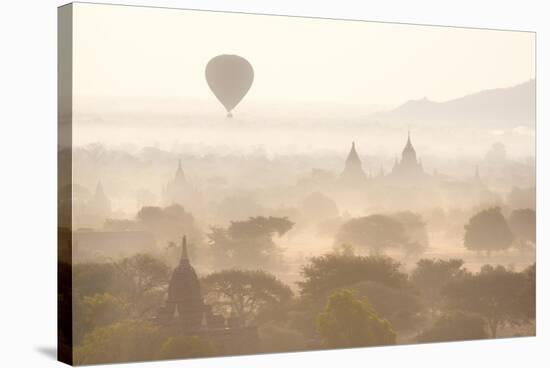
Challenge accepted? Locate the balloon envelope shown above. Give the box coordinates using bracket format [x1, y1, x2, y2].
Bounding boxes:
[205, 55, 254, 117]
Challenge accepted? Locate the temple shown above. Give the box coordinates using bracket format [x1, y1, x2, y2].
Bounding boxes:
[155, 236, 259, 354]
[163, 160, 190, 206]
[173, 160, 187, 187]
[158, 235, 205, 330]
[388, 130, 426, 180]
[340, 141, 367, 184]
[90, 181, 112, 216]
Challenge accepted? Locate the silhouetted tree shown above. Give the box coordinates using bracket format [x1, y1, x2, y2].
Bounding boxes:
[114, 254, 170, 317]
[464, 207, 514, 256]
[411, 258, 469, 315]
[229, 216, 293, 237]
[73, 262, 117, 297]
[392, 211, 429, 256]
[74, 293, 128, 345]
[201, 269, 293, 324]
[519, 263, 536, 321]
[509, 208, 536, 251]
[416, 311, 489, 343]
[73, 255, 169, 320]
[207, 216, 293, 268]
[443, 265, 530, 337]
[298, 253, 408, 300]
[137, 204, 202, 254]
[317, 290, 395, 348]
[74, 320, 163, 365]
[350, 280, 426, 330]
[116, 254, 170, 298]
[335, 215, 408, 254]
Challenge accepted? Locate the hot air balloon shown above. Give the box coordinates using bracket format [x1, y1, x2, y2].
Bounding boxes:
[205, 55, 254, 118]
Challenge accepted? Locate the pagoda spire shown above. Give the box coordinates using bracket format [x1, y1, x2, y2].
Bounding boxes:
[474, 165, 482, 182]
[406, 128, 413, 148]
[341, 141, 367, 183]
[174, 159, 186, 185]
[92, 180, 111, 214]
[346, 141, 360, 164]
[180, 235, 189, 262]
[94, 181, 109, 202]
[401, 129, 417, 166]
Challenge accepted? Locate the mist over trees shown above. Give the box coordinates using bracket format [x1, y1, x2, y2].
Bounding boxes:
[298, 253, 408, 299]
[74, 320, 165, 365]
[334, 212, 429, 257]
[464, 207, 514, 256]
[202, 269, 293, 324]
[135, 205, 203, 247]
[71, 248, 536, 362]
[349, 281, 425, 331]
[335, 215, 408, 255]
[68, 133, 535, 362]
[509, 208, 536, 251]
[207, 216, 293, 269]
[73, 253, 170, 344]
[61, 9, 537, 361]
[391, 211, 430, 256]
[443, 264, 535, 338]
[416, 311, 489, 343]
[411, 258, 468, 316]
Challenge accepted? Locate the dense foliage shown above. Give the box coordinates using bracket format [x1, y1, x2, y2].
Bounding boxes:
[298, 253, 408, 299]
[74, 320, 164, 365]
[508, 208, 536, 251]
[417, 311, 489, 342]
[411, 258, 468, 315]
[201, 269, 293, 323]
[335, 215, 408, 254]
[317, 290, 396, 348]
[443, 264, 534, 337]
[208, 216, 294, 269]
[464, 207, 514, 255]
[71, 248, 535, 362]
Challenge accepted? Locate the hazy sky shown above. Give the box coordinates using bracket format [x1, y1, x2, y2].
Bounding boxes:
[73, 3, 535, 110]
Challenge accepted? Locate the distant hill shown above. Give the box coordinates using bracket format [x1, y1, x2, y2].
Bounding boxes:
[370, 79, 535, 127]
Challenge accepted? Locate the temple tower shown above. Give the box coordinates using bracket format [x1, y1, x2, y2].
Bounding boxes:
[389, 130, 425, 179]
[340, 141, 367, 184]
[89, 181, 112, 218]
[174, 159, 186, 187]
[161, 236, 204, 331]
[163, 159, 193, 206]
